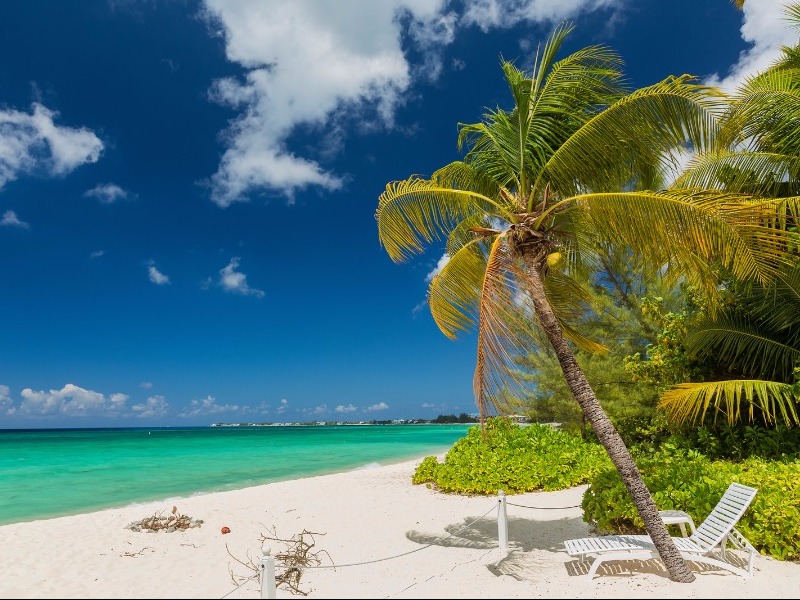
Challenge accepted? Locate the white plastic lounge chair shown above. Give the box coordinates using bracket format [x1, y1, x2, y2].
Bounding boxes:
[564, 482, 758, 580]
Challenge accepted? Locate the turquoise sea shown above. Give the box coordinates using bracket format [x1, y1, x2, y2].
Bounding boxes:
[0, 424, 473, 526]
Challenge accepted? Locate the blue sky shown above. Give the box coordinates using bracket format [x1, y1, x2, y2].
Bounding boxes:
[0, 0, 792, 428]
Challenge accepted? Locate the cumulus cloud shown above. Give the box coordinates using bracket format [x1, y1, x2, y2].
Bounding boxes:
[0, 384, 13, 414]
[147, 260, 171, 285]
[462, 0, 619, 31]
[365, 402, 389, 412]
[131, 395, 169, 418]
[139, 381, 153, 389]
[302, 404, 329, 416]
[335, 403, 358, 413]
[218, 257, 264, 298]
[0, 103, 103, 191]
[90, 250, 105, 258]
[83, 183, 134, 204]
[178, 394, 240, 417]
[425, 252, 450, 283]
[277, 398, 288, 414]
[706, 0, 797, 92]
[200, 0, 617, 207]
[18, 384, 128, 416]
[1, 210, 29, 229]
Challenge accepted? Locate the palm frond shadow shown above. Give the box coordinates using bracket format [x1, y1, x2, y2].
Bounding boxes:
[405, 514, 590, 553]
[562, 552, 747, 580]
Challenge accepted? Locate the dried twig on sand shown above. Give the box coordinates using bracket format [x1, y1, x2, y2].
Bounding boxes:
[226, 526, 333, 596]
[260, 527, 333, 596]
[124, 505, 204, 533]
[120, 546, 154, 558]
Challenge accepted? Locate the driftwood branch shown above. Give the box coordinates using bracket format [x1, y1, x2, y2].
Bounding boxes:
[226, 526, 333, 596]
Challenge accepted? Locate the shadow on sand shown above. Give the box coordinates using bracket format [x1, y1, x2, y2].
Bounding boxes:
[405, 513, 752, 582]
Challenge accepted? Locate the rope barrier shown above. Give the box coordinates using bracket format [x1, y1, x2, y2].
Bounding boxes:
[303, 501, 499, 570]
[506, 501, 581, 509]
[220, 573, 259, 599]
[227, 491, 583, 597]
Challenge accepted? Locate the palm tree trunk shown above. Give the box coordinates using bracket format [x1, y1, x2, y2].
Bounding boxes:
[522, 254, 695, 583]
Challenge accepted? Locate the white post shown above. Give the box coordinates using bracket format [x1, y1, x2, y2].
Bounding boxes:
[260, 545, 277, 599]
[497, 490, 508, 553]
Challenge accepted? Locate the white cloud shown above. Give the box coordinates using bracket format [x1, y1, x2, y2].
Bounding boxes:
[200, 0, 617, 207]
[108, 393, 129, 410]
[302, 404, 329, 415]
[1, 210, 29, 229]
[147, 260, 171, 285]
[139, 381, 153, 389]
[335, 403, 358, 413]
[90, 250, 105, 258]
[83, 183, 134, 204]
[0, 103, 103, 191]
[277, 398, 288, 414]
[219, 256, 264, 298]
[178, 394, 240, 417]
[18, 384, 128, 416]
[365, 402, 389, 412]
[131, 395, 170, 418]
[462, 0, 620, 31]
[0, 384, 13, 414]
[425, 252, 450, 282]
[411, 300, 428, 317]
[706, 0, 797, 92]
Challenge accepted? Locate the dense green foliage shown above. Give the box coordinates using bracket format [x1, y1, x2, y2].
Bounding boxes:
[517, 267, 665, 432]
[582, 447, 800, 561]
[612, 413, 800, 460]
[414, 415, 800, 560]
[412, 417, 610, 494]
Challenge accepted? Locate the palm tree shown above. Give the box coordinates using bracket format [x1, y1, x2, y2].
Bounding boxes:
[660, 264, 800, 426]
[663, 3, 800, 426]
[376, 23, 795, 582]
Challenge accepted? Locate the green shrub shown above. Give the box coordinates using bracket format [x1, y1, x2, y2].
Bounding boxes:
[411, 455, 440, 485]
[582, 447, 800, 561]
[412, 416, 610, 494]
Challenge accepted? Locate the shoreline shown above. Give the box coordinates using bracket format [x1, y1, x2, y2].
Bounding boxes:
[0, 451, 452, 528]
[2, 456, 798, 599]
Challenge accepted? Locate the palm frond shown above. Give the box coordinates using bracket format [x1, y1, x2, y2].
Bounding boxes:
[375, 177, 506, 262]
[538, 75, 722, 198]
[687, 320, 800, 382]
[427, 237, 490, 340]
[570, 190, 796, 303]
[444, 213, 503, 257]
[542, 269, 608, 353]
[458, 117, 530, 194]
[783, 3, 800, 32]
[431, 161, 505, 203]
[727, 265, 800, 348]
[722, 70, 800, 154]
[472, 235, 537, 418]
[674, 150, 800, 196]
[660, 380, 800, 426]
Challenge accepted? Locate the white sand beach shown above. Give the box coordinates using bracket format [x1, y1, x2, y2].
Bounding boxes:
[1, 456, 798, 599]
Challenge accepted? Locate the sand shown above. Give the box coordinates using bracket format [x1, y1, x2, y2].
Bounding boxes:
[1, 456, 798, 599]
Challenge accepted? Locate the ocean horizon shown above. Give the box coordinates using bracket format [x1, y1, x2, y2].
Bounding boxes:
[0, 423, 474, 526]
